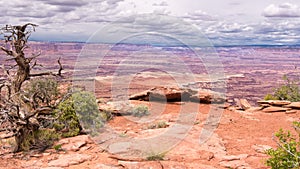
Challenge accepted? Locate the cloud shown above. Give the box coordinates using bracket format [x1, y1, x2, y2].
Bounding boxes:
[35, 0, 88, 7]
[153, 1, 168, 6]
[262, 3, 300, 17]
[215, 22, 253, 33]
[183, 10, 216, 21]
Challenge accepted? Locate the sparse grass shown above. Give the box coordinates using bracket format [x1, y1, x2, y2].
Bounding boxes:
[148, 121, 168, 129]
[131, 105, 149, 117]
[146, 152, 166, 161]
[119, 131, 127, 137]
[53, 144, 62, 151]
[194, 121, 200, 125]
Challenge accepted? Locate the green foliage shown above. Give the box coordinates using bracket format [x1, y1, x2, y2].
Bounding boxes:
[131, 105, 149, 117]
[53, 96, 81, 137]
[53, 144, 62, 151]
[264, 93, 278, 101]
[266, 122, 300, 168]
[20, 129, 60, 151]
[25, 78, 59, 105]
[53, 90, 108, 137]
[264, 75, 300, 102]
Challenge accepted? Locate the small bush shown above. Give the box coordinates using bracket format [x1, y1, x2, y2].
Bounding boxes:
[266, 122, 300, 168]
[264, 75, 300, 102]
[131, 105, 149, 117]
[20, 129, 60, 151]
[25, 78, 59, 106]
[146, 152, 165, 161]
[264, 93, 278, 101]
[148, 121, 168, 129]
[53, 144, 62, 151]
[53, 90, 108, 137]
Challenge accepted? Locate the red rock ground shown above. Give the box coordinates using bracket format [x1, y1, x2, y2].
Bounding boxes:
[1, 99, 298, 168]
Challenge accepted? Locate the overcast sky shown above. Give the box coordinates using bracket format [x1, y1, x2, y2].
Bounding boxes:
[2, 0, 300, 45]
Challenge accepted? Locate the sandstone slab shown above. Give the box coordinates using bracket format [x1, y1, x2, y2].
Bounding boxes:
[240, 99, 251, 110]
[48, 154, 92, 167]
[284, 102, 300, 109]
[262, 106, 291, 113]
[56, 135, 93, 152]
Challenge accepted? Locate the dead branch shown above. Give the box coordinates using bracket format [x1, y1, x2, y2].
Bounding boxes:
[57, 57, 63, 76]
[29, 58, 63, 77]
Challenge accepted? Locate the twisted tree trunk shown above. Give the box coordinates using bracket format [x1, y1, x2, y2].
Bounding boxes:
[0, 23, 63, 152]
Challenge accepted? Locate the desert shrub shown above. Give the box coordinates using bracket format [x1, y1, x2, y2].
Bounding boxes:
[20, 129, 60, 151]
[264, 93, 278, 101]
[146, 152, 166, 161]
[24, 78, 59, 106]
[53, 90, 108, 137]
[148, 121, 168, 129]
[264, 75, 300, 102]
[157, 121, 168, 128]
[266, 121, 300, 168]
[131, 105, 149, 117]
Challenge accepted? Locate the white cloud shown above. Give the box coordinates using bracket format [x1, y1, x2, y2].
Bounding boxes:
[1, 0, 300, 45]
[153, 1, 168, 7]
[262, 3, 300, 17]
[183, 10, 216, 21]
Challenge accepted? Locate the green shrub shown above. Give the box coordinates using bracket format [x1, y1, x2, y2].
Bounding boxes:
[25, 78, 59, 105]
[264, 75, 300, 102]
[53, 144, 62, 151]
[20, 129, 60, 151]
[266, 122, 300, 168]
[264, 93, 278, 101]
[53, 90, 109, 137]
[131, 105, 149, 117]
[146, 152, 166, 161]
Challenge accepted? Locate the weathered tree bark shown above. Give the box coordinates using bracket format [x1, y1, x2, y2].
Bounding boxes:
[0, 23, 63, 152]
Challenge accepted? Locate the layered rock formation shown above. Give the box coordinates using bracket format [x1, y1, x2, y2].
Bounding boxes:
[129, 86, 226, 103]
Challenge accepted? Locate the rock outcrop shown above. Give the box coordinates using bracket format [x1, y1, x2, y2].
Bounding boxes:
[129, 87, 225, 103]
[257, 100, 300, 113]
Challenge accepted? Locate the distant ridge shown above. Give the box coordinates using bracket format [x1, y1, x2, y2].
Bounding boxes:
[27, 40, 300, 48]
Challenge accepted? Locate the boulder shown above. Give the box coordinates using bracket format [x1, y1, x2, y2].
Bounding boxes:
[148, 87, 191, 101]
[240, 99, 251, 110]
[262, 106, 291, 113]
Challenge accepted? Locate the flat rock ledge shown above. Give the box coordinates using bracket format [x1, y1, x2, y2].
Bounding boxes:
[129, 86, 226, 103]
